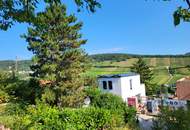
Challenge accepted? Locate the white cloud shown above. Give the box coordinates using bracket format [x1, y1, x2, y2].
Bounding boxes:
[90, 47, 126, 54]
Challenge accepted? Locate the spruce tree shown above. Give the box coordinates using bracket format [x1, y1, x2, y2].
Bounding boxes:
[23, 4, 88, 107]
[130, 57, 154, 94]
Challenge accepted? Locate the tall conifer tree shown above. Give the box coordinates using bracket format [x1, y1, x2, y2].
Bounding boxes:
[130, 57, 154, 94]
[24, 4, 88, 107]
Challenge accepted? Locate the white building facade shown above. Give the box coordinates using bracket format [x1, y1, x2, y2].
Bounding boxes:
[98, 73, 146, 102]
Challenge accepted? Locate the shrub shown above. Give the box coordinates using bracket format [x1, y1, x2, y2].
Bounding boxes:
[91, 92, 126, 115]
[124, 107, 137, 129]
[1, 102, 113, 130]
[83, 75, 98, 87]
[0, 90, 9, 103]
[5, 78, 42, 103]
[0, 102, 28, 130]
[86, 87, 136, 127]
[152, 107, 190, 130]
[84, 87, 101, 102]
[61, 107, 112, 130]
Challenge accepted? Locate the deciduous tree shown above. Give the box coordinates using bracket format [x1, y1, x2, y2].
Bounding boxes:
[0, 0, 101, 30]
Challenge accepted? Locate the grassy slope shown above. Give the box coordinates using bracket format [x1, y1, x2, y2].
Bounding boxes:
[88, 57, 190, 85]
[0, 57, 189, 85]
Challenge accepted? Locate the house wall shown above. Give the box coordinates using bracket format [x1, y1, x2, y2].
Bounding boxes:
[120, 75, 145, 102]
[176, 80, 190, 100]
[98, 75, 146, 102]
[98, 78, 122, 97]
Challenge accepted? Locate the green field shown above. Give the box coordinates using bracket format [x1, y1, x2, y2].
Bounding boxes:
[88, 57, 190, 85]
[0, 57, 190, 85]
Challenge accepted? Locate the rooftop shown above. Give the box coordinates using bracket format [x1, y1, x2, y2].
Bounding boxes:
[98, 73, 139, 78]
[177, 76, 190, 82]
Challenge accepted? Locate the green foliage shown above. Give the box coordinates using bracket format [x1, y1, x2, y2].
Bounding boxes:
[146, 83, 161, 96]
[2, 102, 28, 115]
[0, 102, 28, 129]
[85, 87, 102, 101]
[130, 57, 153, 84]
[168, 66, 175, 75]
[1, 0, 190, 30]
[173, 7, 190, 26]
[86, 88, 137, 127]
[87, 56, 190, 86]
[91, 53, 190, 62]
[83, 75, 98, 87]
[187, 65, 190, 71]
[4, 78, 42, 104]
[152, 107, 190, 130]
[0, 71, 12, 103]
[90, 92, 126, 114]
[1, 56, 190, 71]
[0, 60, 31, 71]
[91, 53, 129, 62]
[130, 57, 154, 94]
[59, 107, 112, 130]
[41, 88, 56, 105]
[0, 0, 100, 30]
[24, 4, 89, 107]
[0, 102, 113, 130]
[0, 71, 12, 88]
[0, 90, 9, 103]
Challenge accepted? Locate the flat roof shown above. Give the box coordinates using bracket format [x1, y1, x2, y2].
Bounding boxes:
[98, 73, 138, 78]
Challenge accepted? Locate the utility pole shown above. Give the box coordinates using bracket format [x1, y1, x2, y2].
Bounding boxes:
[15, 56, 18, 72]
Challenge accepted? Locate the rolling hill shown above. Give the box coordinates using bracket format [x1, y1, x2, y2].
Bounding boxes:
[0, 60, 31, 71]
[0, 53, 189, 85]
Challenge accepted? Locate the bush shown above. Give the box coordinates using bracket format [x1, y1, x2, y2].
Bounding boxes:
[152, 107, 190, 130]
[0, 102, 28, 129]
[91, 92, 126, 115]
[0, 90, 9, 103]
[61, 107, 112, 130]
[5, 78, 42, 103]
[0, 102, 113, 130]
[83, 75, 98, 87]
[85, 87, 136, 127]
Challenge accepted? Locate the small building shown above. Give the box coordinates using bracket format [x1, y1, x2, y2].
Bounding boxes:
[98, 73, 146, 103]
[176, 77, 190, 100]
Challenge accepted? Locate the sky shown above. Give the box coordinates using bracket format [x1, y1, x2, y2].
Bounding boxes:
[0, 0, 190, 60]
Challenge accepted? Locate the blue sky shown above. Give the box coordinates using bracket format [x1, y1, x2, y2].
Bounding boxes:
[0, 0, 190, 60]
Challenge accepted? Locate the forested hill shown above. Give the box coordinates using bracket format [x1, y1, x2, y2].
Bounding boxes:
[90, 53, 190, 62]
[0, 53, 190, 71]
[0, 60, 31, 71]
[90, 53, 130, 62]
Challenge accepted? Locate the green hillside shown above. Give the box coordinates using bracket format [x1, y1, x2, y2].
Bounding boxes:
[0, 60, 31, 71]
[0, 55, 190, 85]
[88, 57, 190, 85]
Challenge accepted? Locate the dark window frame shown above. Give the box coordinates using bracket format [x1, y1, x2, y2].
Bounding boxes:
[108, 81, 113, 90]
[130, 79, 132, 90]
[103, 81, 107, 90]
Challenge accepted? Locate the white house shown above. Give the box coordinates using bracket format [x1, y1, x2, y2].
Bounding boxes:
[98, 73, 146, 102]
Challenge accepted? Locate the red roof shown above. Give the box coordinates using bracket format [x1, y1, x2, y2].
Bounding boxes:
[176, 77, 190, 100]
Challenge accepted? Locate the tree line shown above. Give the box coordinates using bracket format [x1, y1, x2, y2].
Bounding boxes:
[91, 53, 190, 62]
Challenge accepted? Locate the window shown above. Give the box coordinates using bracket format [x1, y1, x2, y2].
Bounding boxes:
[108, 81, 113, 90]
[103, 81, 107, 90]
[130, 79, 132, 90]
